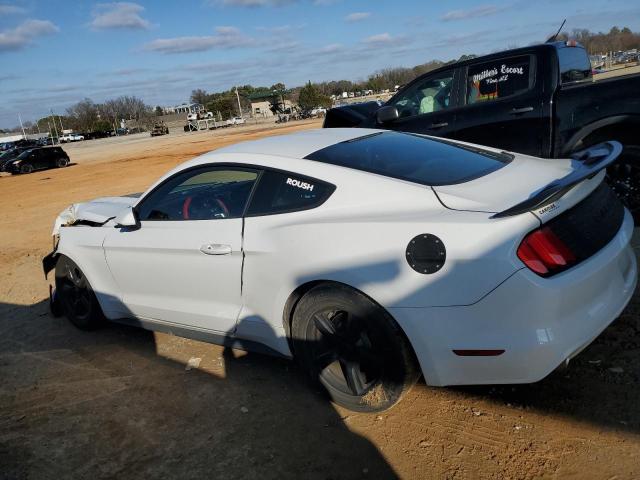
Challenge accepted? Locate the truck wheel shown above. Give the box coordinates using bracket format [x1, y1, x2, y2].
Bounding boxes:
[607, 145, 640, 220]
[56, 158, 69, 168]
[291, 283, 419, 412]
[55, 256, 104, 330]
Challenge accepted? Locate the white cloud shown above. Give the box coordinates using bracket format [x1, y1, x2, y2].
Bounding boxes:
[362, 32, 405, 47]
[319, 43, 342, 54]
[213, 0, 295, 6]
[0, 4, 27, 15]
[0, 19, 59, 52]
[143, 26, 254, 54]
[90, 2, 151, 30]
[345, 12, 371, 22]
[442, 5, 506, 21]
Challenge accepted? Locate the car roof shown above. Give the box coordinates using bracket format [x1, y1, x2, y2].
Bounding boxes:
[216, 128, 378, 159]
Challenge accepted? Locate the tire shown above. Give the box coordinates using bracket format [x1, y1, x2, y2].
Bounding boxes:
[55, 256, 104, 330]
[291, 283, 419, 412]
[56, 157, 69, 168]
[607, 145, 640, 221]
[20, 164, 33, 174]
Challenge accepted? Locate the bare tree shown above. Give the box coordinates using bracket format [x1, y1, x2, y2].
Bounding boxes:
[66, 98, 99, 132]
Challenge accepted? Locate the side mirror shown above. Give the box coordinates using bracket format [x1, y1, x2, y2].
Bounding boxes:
[114, 207, 140, 229]
[376, 105, 399, 124]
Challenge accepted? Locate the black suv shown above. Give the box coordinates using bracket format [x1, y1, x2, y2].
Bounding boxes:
[2, 146, 70, 174]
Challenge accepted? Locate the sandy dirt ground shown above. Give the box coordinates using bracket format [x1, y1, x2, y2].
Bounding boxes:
[1, 120, 640, 479]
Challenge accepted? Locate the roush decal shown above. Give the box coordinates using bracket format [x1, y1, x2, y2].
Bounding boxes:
[286, 177, 314, 191]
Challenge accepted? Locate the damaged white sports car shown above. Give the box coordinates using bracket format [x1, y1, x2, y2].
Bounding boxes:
[44, 129, 636, 411]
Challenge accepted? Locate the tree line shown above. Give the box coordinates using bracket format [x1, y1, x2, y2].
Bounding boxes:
[13, 96, 154, 136]
[559, 26, 640, 54]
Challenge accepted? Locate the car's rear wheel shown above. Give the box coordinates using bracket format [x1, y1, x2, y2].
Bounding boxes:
[20, 164, 33, 174]
[291, 284, 419, 412]
[55, 256, 104, 330]
[56, 157, 69, 168]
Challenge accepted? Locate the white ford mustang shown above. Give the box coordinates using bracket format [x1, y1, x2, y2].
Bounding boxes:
[43, 128, 637, 411]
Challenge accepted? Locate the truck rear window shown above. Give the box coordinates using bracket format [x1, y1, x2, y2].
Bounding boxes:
[557, 46, 592, 83]
[304, 131, 512, 186]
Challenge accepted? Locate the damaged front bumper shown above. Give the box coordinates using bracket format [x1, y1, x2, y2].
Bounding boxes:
[43, 249, 58, 278]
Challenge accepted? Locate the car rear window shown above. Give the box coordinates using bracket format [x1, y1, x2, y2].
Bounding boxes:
[304, 131, 512, 186]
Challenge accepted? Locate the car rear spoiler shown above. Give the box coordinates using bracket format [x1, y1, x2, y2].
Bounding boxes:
[491, 141, 623, 219]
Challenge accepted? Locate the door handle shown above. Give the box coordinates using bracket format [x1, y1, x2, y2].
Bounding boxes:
[429, 122, 449, 129]
[200, 244, 232, 255]
[510, 107, 534, 114]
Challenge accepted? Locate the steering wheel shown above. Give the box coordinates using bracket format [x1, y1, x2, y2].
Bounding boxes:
[182, 194, 229, 220]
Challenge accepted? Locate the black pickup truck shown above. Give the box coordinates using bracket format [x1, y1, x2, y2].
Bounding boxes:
[324, 41, 640, 212]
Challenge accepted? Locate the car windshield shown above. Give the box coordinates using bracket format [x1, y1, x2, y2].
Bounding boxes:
[16, 149, 33, 159]
[304, 131, 513, 186]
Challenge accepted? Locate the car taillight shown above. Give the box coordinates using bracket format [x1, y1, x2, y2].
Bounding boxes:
[517, 226, 576, 276]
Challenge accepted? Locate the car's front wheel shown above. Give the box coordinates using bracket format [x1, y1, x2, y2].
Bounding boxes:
[56, 157, 69, 168]
[55, 256, 104, 330]
[20, 164, 33, 174]
[291, 284, 419, 412]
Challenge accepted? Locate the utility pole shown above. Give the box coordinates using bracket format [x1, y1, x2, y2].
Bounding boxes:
[18, 113, 26, 139]
[235, 86, 242, 118]
[50, 109, 59, 144]
[47, 119, 54, 144]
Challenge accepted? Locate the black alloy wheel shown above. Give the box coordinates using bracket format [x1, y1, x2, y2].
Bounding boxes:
[55, 256, 104, 330]
[292, 284, 419, 412]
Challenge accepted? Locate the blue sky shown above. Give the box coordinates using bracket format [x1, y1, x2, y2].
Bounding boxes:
[0, 0, 639, 128]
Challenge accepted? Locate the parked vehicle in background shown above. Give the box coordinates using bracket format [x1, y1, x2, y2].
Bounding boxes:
[4, 146, 69, 174]
[0, 147, 31, 171]
[59, 133, 83, 143]
[84, 131, 111, 140]
[311, 107, 327, 117]
[187, 113, 199, 121]
[231, 117, 246, 125]
[324, 41, 640, 216]
[150, 122, 169, 136]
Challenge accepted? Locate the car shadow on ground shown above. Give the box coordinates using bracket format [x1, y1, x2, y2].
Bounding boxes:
[2, 273, 640, 478]
[0, 299, 398, 479]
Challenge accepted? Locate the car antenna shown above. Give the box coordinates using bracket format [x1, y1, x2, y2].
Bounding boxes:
[546, 19, 566, 43]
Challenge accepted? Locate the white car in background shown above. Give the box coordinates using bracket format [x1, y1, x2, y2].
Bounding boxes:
[43, 129, 636, 412]
[60, 133, 84, 142]
[231, 117, 246, 125]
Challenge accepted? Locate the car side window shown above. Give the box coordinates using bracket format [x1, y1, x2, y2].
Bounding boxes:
[137, 167, 258, 221]
[389, 71, 454, 118]
[246, 170, 335, 216]
[466, 55, 533, 105]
